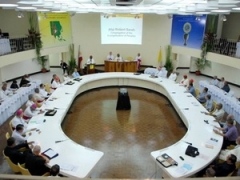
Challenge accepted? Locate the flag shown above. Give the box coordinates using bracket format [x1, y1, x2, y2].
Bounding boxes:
[78, 45, 83, 69]
[157, 47, 162, 65]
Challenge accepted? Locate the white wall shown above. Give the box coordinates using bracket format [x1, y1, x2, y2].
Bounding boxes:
[49, 53, 61, 66]
[71, 14, 172, 67]
[176, 54, 191, 68]
[0, 9, 37, 38]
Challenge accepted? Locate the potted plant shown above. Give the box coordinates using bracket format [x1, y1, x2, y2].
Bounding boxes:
[68, 44, 77, 74]
[39, 56, 48, 72]
[164, 45, 174, 76]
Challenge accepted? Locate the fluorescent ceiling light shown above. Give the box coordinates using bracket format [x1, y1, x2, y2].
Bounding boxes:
[196, 11, 211, 14]
[0, 4, 18, 7]
[17, 7, 37, 10]
[35, 9, 50, 12]
[232, 7, 240, 10]
[52, 10, 66, 13]
[18, 1, 43, 5]
[211, 9, 231, 13]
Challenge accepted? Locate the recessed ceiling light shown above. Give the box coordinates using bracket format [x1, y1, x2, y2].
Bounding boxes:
[0, 4, 18, 7]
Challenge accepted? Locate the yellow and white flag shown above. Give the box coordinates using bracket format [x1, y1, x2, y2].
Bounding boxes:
[157, 47, 162, 65]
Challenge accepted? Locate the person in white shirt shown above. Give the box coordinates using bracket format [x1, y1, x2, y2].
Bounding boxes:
[154, 66, 162, 76]
[210, 76, 219, 86]
[26, 94, 35, 107]
[12, 124, 27, 145]
[205, 103, 225, 122]
[87, 55, 95, 64]
[179, 75, 189, 87]
[23, 104, 38, 120]
[39, 84, 50, 98]
[115, 53, 123, 61]
[0, 82, 11, 100]
[107, 52, 114, 60]
[12, 109, 28, 129]
[219, 136, 240, 161]
[218, 77, 225, 88]
[51, 74, 61, 89]
[168, 71, 177, 81]
[135, 53, 142, 70]
[63, 73, 70, 82]
[72, 68, 80, 78]
[34, 88, 44, 103]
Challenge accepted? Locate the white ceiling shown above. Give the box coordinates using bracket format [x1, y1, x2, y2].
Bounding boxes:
[0, 0, 240, 14]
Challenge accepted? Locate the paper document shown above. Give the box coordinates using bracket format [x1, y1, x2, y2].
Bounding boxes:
[175, 163, 193, 175]
[42, 148, 58, 159]
[60, 163, 78, 172]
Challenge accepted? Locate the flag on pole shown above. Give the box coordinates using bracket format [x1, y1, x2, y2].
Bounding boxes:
[78, 45, 83, 70]
[157, 46, 162, 65]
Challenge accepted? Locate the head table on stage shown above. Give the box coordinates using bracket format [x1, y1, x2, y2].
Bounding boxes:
[27, 73, 222, 178]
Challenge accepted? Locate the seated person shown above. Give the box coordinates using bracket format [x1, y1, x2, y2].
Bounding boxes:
[4, 137, 30, 165]
[210, 76, 219, 86]
[218, 77, 225, 89]
[179, 75, 189, 87]
[10, 80, 19, 89]
[219, 136, 240, 161]
[51, 74, 61, 89]
[0, 82, 11, 100]
[168, 71, 177, 81]
[205, 94, 213, 112]
[135, 53, 142, 70]
[72, 68, 80, 78]
[63, 73, 70, 82]
[86, 55, 95, 64]
[26, 94, 36, 107]
[221, 81, 230, 93]
[34, 88, 45, 103]
[19, 75, 30, 87]
[25, 145, 50, 176]
[23, 104, 39, 120]
[50, 164, 60, 177]
[204, 154, 236, 177]
[186, 83, 196, 96]
[12, 109, 28, 129]
[115, 53, 122, 61]
[12, 124, 27, 145]
[39, 84, 50, 98]
[203, 167, 216, 177]
[213, 117, 238, 149]
[107, 51, 114, 60]
[205, 103, 225, 122]
[157, 67, 168, 78]
[197, 87, 208, 104]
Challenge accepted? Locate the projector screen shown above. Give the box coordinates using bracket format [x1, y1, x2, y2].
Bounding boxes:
[101, 14, 143, 45]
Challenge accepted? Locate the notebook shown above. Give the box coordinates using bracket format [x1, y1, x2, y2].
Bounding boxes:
[42, 148, 58, 159]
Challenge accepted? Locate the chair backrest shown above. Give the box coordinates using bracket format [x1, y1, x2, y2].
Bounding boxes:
[210, 101, 217, 113]
[126, 56, 133, 61]
[2, 150, 20, 173]
[18, 163, 31, 175]
[44, 83, 51, 93]
[195, 88, 200, 97]
[9, 120, 13, 133]
[5, 132, 10, 140]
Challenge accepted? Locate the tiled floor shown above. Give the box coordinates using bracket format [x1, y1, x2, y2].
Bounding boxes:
[1, 67, 240, 177]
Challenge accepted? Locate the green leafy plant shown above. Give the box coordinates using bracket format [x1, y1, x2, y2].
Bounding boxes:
[28, 12, 44, 69]
[164, 45, 174, 72]
[68, 44, 77, 74]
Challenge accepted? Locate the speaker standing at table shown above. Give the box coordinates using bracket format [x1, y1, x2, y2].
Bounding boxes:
[107, 51, 114, 60]
[86, 55, 95, 74]
[116, 88, 131, 110]
[115, 53, 123, 62]
[135, 53, 142, 70]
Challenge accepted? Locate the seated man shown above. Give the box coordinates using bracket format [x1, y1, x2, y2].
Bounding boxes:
[12, 124, 27, 145]
[205, 154, 236, 177]
[50, 164, 60, 177]
[51, 74, 61, 89]
[218, 77, 225, 88]
[19, 75, 30, 87]
[214, 117, 238, 149]
[0, 82, 10, 101]
[205, 94, 213, 112]
[179, 75, 189, 87]
[4, 137, 30, 165]
[210, 76, 219, 86]
[157, 67, 168, 78]
[205, 103, 225, 122]
[63, 73, 70, 82]
[219, 136, 240, 161]
[26, 94, 36, 107]
[34, 88, 45, 103]
[39, 84, 50, 98]
[107, 51, 114, 60]
[12, 109, 28, 129]
[23, 104, 41, 120]
[221, 81, 230, 93]
[186, 83, 196, 96]
[10, 80, 19, 89]
[197, 87, 208, 104]
[168, 71, 177, 81]
[72, 68, 80, 78]
[115, 53, 123, 61]
[25, 145, 50, 176]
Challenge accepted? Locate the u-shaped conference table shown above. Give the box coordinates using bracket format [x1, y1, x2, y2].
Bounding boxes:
[27, 73, 222, 178]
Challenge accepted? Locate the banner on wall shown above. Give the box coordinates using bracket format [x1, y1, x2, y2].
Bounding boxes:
[171, 15, 206, 49]
[38, 12, 72, 47]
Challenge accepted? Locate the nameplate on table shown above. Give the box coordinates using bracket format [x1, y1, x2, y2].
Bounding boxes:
[65, 81, 75, 85]
[44, 109, 57, 116]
